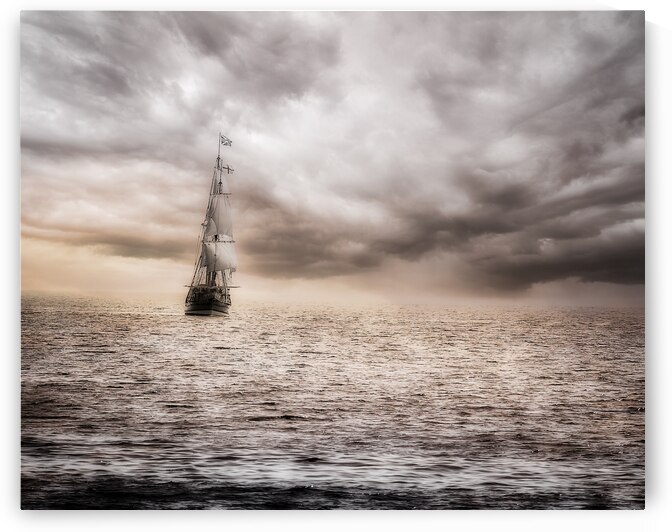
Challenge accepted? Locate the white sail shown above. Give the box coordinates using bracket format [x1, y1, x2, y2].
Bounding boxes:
[204, 196, 233, 238]
[216, 175, 231, 194]
[203, 241, 237, 272]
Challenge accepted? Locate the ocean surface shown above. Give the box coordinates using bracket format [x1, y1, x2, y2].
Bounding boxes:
[21, 294, 645, 509]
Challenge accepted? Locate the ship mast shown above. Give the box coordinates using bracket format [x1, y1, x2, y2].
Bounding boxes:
[185, 132, 238, 314]
[189, 133, 235, 289]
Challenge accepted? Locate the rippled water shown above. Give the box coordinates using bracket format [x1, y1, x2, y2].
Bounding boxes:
[21, 294, 644, 509]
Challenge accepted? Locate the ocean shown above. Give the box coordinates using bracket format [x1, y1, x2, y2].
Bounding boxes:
[20, 293, 645, 509]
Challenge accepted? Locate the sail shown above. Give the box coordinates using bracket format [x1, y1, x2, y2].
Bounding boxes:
[216, 176, 231, 194]
[204, 195, 233, 238]
[203, 241, 237, 272]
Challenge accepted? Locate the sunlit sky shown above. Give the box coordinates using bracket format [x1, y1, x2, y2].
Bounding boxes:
[20, 11, 644, 306]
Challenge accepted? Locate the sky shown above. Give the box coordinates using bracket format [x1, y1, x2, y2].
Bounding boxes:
[20, 11, 645, 305]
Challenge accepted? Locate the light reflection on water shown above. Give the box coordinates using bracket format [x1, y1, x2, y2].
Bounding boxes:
[21, 294, 644, 509]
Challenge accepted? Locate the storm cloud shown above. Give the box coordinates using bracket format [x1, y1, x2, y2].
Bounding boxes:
[20, 11, 644, 299]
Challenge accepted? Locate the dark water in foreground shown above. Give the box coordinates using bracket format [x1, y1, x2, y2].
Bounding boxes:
[21, 294, 644, 509]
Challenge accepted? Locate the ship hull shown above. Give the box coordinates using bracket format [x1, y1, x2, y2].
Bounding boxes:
[185, 302, 230, 316]
[184, 286, 230, 316]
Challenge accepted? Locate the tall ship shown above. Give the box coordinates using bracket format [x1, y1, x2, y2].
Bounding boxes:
[185, 133, 238, 315]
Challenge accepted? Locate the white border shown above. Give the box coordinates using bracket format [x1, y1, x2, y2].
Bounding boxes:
[5, 1, 670, 531]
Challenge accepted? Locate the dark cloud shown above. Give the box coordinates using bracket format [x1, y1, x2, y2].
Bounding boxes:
[172, 12, 340, 101]
[21, 11, 341, 162]
[22, 225, 190, 261]
[462, 221, 645, 290]
[21, 11, 644, 297]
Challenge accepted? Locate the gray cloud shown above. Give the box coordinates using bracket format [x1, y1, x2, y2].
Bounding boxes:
[20, 11, 644, 297]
